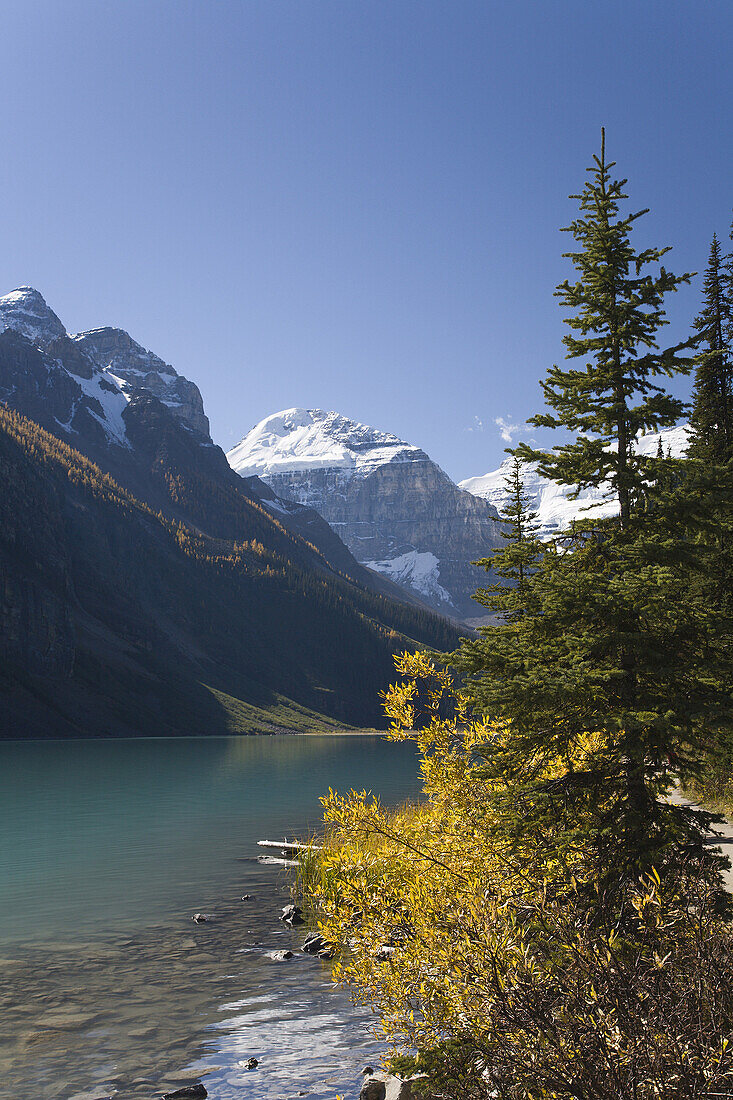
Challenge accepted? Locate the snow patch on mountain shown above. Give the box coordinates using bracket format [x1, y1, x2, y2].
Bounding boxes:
[227, 408, 424, 480]
[460, 425, 691, 536]
[365, 550, 453, 607]
[76, 371, 130, 447]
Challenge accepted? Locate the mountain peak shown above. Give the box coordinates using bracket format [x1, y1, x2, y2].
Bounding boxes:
[72, 326, 209, 437]
[0, 286, 67, 347]
[228, 407, 423, 478]
[3, 285, 47, 302]
[72, 326, 175, 377]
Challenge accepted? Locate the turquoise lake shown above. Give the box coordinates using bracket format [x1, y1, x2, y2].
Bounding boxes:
[0, 735, 423, 1100]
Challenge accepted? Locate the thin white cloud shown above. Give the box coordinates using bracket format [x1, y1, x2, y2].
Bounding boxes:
[495, 415, 521, 443]
[467, 415, 484, 433]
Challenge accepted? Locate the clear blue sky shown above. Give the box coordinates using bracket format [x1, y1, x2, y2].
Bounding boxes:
[1, 1, 731, 480]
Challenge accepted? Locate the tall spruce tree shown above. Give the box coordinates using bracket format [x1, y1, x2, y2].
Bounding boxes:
[452, 134, 731, 899]
[516, 129, 693, 526]
[688, 234, 733, 464]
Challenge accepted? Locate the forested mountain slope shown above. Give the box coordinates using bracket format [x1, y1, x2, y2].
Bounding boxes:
[0, 406, 461, 738]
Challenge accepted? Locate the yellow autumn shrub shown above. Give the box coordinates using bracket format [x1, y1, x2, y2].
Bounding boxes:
[305, 652, 733, 1100]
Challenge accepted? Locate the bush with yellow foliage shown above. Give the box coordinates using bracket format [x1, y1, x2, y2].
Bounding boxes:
[303, 652, 733, 1100]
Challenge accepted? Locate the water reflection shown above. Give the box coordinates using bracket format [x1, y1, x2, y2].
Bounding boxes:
[0, 736, 419, 1098]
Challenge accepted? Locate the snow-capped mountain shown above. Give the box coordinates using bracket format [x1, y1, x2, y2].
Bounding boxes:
[228, 408, 504, 619]
[0, 289, 446, 615]
[460, 425, 691, 535]
[0, 286, 210, 446]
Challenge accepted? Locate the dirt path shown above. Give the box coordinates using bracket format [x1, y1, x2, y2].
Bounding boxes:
[669, 790, 733, 892]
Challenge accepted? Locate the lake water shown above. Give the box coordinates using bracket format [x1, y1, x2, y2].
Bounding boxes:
[0, 735, 423, 1100]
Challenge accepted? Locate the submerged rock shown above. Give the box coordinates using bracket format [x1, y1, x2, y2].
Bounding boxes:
[161, 1086, 207, 1100]
[268, 949, 294, 961]
[192, 913, 212, 924]
[35, 1009, 100, 1030]
[66, 1093, 112, 1100]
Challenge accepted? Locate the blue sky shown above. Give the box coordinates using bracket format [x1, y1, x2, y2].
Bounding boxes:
[1, 0, 731, 480]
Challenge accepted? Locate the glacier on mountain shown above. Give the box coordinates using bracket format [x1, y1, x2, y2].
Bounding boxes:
[459, 425, 691, 535]
[228, 408, 424, 483]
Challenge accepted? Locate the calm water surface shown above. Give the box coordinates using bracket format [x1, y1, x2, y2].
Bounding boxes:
[0, 735, 422, 1100]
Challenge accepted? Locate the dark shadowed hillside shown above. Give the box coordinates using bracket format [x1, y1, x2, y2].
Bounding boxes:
[0, 406, 462, 738]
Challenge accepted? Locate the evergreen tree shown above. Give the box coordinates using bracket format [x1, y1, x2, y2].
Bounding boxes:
[305, 142, 733, 1100]
[515, 129, 694, 528]
[471, 455, 542, 621]
[681, 229, 733, 804]
[688, 233, 733, 464]
[451, 134, 730, 897]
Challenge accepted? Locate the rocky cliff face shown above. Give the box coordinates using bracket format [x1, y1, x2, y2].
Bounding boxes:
[460, 425, 691, 536]
[0, 327, 130, 452]
[228, 409, 504, 619]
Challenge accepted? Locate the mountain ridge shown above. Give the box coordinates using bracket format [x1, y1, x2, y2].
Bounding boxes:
[0, 288, 435, 612]
[0, 286, 210, 440]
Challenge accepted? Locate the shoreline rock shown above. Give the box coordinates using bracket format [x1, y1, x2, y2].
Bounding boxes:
[359, 1070, 431, 1100]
